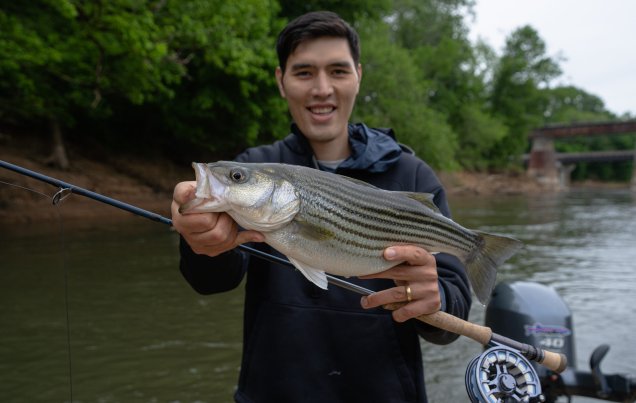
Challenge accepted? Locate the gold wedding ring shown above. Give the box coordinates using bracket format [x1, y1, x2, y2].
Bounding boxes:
[405, 285, 412, 302]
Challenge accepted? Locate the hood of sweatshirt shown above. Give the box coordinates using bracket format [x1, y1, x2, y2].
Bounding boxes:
[287, 122, 403, 173]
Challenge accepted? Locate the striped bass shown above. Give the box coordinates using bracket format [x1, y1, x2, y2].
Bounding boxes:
[180, 161, 523, 304]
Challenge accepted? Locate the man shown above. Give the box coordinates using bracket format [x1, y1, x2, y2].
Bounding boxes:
[171, 11, 471, 403]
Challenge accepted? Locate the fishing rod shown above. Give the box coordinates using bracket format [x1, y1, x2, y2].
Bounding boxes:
[0, 159, 567, 374]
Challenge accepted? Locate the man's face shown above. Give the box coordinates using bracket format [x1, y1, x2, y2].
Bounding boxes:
[276, 37, 361, 147]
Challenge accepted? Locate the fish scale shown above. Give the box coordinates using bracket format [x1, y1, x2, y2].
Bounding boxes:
[180, 161, 524, 304]
[294, 174, 476, 255]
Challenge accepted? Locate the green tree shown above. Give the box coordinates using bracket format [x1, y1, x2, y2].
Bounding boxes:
[542, 85, 633, 182]
[278, 0, 391, 21]
[147, 0, 287, 157]
[382, 0, 508, 170]
[488, 25, 562, 168]
[0, 1, 187, 167]
[354, 17, 458, 170]
[0, 0, 286, 165]
[544, 85, 614, 124]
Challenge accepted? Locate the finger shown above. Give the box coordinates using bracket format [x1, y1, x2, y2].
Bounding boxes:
[390, 299, 441, 323]
[185, 215, 264, 256]
[361, 283, 442, 319]
[362, 282, 438, 309]
[360, 285, 409, 309]
[359, 258, 438, 281]
[176, 211, 221, 234]
[384, 245, 435, 266]
[171, 205, 220, 236]
[361, 264, 438, 283]
[185, 218, 239, 256]
[186, 213, 237, 245]
[234, 230, 265, 245]
[173, 181, 197, 205]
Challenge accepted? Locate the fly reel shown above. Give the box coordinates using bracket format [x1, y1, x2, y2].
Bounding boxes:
[465, 345, 545, 403]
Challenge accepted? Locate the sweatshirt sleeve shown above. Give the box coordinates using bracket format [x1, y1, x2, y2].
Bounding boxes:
[415, 252, 472, 344]
[177, 148, 264, 295]
[411, 164, 473, 344]
[179, 236, 249, 295]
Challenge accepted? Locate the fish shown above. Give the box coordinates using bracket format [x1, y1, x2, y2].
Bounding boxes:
[179, 161, 524, 304]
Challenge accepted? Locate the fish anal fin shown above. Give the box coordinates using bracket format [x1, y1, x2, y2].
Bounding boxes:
[288, 256, 328, 289]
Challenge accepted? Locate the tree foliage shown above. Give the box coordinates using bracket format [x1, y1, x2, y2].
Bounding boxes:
[0, 0, 631, 180]
[487, 25, 563, 167]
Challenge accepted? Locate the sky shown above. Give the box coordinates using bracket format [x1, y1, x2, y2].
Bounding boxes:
[466, 0, 636, 117]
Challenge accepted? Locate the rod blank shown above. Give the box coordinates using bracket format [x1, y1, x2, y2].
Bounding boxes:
[0, 158, 568, 373]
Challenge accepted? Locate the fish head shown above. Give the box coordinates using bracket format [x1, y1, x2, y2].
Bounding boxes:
[179, 161, 300, 232]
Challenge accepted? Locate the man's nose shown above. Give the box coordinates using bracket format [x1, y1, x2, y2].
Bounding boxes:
[312, 71, 333, 97]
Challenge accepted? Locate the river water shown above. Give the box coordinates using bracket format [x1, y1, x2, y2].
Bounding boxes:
[1, 188, 635, 402]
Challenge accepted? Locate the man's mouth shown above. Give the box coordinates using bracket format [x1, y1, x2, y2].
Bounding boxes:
[308, 106, 336, 115]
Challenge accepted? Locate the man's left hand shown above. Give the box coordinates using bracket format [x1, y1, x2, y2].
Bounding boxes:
[359, 245, 441, 322]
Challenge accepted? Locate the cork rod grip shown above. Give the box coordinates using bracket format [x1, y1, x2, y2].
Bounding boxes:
[540, 349, 568, 373]
[383, 303, 568, 373]
[383, 303, 492, 344]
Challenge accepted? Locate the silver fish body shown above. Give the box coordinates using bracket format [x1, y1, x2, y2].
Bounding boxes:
[180, 161, 523, 304]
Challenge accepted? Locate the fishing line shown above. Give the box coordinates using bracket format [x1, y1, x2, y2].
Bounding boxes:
[52, 188, 74, 403]
[0, 179, 75, 402]
[0, 159, 569, 374]
[0, 180, 54, 199]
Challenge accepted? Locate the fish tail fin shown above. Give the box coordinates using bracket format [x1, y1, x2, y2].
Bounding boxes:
[465, 231, 524, 305]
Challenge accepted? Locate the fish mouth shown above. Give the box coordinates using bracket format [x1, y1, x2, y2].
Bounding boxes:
[179, 162, 227, 214]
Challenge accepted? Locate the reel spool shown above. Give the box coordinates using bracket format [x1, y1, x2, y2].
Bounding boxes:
[465, 345, 545, 403]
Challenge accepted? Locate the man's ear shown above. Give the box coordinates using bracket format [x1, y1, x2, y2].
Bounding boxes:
[357, 63, 362, 82]
[275, 67, 286, 98]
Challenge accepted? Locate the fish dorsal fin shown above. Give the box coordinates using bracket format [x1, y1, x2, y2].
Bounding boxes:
[337, 174, 380, 189]
[397, 192, 441, 213]
[332, 171, 440, 213]
[288, 256, 328, 289]
[335, 172, 440, 214]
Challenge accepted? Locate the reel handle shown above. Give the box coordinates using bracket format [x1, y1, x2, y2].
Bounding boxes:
[383, 302, 568, 373]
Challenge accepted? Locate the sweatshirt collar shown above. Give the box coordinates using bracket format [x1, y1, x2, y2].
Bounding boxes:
[286, 123, 402, 173]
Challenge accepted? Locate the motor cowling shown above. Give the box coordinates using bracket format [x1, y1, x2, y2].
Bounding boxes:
[485, 281, 636, 403]
[485, 281, 576, 379]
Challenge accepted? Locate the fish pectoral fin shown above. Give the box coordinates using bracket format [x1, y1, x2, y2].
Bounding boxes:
[294, 218, 335, 241]
[288, 256, 328, 289]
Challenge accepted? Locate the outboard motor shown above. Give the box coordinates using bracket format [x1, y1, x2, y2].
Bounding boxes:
[485, 281, 636, 402]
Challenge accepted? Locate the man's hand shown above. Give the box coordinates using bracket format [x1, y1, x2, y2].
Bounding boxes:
[359, 245, 441, 322]
[171, 181, 264, 257]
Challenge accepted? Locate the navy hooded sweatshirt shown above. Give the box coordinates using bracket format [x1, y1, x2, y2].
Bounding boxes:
[179, 123, 472, 403]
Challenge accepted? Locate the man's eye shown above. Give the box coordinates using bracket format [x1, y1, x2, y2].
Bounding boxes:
[332, 69, 352, 77]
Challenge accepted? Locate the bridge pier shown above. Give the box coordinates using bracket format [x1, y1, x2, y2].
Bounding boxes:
[527, 121, 636, 190]
[527, 136, 562, 187]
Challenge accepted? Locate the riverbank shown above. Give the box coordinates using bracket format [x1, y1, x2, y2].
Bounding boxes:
[0, 136, 625, 224]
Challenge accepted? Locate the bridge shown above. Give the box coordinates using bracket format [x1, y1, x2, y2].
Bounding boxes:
[525, 121, 636, 188]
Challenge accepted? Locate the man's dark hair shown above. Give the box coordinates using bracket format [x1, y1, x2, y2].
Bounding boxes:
[276, 11, 360, 73]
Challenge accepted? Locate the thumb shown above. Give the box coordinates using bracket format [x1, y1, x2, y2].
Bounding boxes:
[235, 230, 265, 246]
[173, 181, 197, 205]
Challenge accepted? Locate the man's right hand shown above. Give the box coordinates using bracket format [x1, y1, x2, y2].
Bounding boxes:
[171, 181, 264, 257]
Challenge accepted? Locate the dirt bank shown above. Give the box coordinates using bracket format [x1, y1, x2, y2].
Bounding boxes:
[0, 133, 561, 224]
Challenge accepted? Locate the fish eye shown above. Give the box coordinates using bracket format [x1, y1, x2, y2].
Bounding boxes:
[229, 168, 248, 183]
